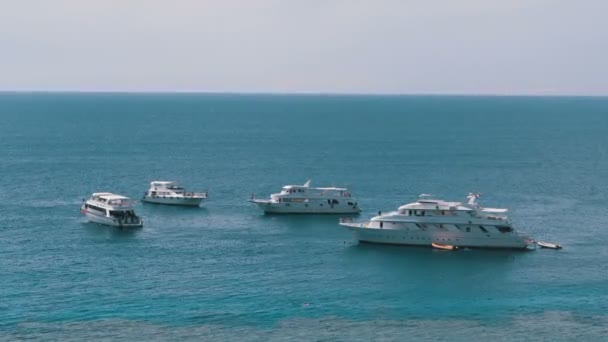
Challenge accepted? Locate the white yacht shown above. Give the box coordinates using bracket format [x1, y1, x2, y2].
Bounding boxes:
[142, 181, 208, 207]
[340, 193, 535, 249]
[250, 180, 361, 214]
[81, 193, 143, 228]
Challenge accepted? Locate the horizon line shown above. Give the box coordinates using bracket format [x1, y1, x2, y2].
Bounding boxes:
[0, 90, 607, 98]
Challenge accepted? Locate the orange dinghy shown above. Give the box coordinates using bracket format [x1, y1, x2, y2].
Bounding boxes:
[432, 243, 458, 251]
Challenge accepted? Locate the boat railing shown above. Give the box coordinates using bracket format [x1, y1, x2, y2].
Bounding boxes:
[185, 192, 208, 198]
[147, 191, 208, 198]
[485, 215, 508, 221]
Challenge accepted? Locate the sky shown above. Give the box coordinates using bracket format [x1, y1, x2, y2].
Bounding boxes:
[1, 0, 607, 95]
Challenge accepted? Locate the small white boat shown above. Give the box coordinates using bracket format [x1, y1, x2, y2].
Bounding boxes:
[81, 193, 143, 228]
[250, 180, 360, 214]
[142, 181, 208, 207]
[537, 241, 562, 249]
[432, 243, 458, 251]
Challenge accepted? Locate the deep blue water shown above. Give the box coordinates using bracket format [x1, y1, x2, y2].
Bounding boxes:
[1, 93, 607, 340]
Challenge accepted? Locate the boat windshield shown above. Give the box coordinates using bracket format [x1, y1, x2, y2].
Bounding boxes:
[107, 199, 132, 207]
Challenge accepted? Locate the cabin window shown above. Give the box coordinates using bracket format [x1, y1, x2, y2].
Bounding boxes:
[466, 227, 470, 232]
[86, 204, 106, 214]
[497, 226, 512, 233]
[109, 210, 125, 217]
[415, 223, 427, 230]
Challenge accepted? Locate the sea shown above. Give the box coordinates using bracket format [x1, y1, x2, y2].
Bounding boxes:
[0, 93, 607, 341]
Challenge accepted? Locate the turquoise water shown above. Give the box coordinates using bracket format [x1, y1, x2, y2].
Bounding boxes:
[1, 93, 607, 340]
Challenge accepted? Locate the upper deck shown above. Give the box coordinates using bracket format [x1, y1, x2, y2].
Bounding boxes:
[388, 194, 510, 221]
[149, 181, 184, 191]
[89, 192, 135, 209]
[398, 199, 470, 211]
[271, 180, 354, 199]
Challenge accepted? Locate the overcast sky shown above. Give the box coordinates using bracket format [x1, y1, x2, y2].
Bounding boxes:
[1, 0, 606, 95]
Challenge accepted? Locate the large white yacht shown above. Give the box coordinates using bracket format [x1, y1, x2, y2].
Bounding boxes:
[340, 193, 535, 249]
[81, 193, 143, 228]
[142, 181, 208, 207]
[250, 180, 361, 214]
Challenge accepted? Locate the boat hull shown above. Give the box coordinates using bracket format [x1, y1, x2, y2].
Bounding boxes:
[537, 242, 562, 249]
[84, 211, 143, 228]
[341, 223, 531, 249]
[252, 200, 360, 214]
[142, 196, 205, 207]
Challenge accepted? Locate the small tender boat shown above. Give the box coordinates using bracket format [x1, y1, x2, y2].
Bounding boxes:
[432, 243, 458, 251]
[537, 241, 562, 249]
[82, 193, 143, 228]
[142, 181, 208, 207]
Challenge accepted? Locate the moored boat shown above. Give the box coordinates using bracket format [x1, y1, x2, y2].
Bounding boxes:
[431, 243, 458, 250]
[81, 192, 143, 228]
[142, 181, 208, 207]
[250, 180, 360, 214]
[340, 193, 535, 250]
[537, 241, 562, 249]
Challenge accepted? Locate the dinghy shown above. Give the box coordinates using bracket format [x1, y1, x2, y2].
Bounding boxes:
[537, 241, 562, 249]
[432, 243, 458, 251]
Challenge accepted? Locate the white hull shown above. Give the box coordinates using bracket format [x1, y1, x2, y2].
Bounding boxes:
[341, 223, 531, 249]
[537, 241, 562, 249]
[252, 200, 361, 214]
[84, 211, 143, 228]
[142, 196, 204, 207]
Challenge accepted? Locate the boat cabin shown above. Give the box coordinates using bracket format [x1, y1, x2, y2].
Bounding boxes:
[148, 181, 186, 196]
[393, 194, 509, 221]
[90, 193, 134, 208]
[85, 193, 137, 219]
[276, 186, 351, 199]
